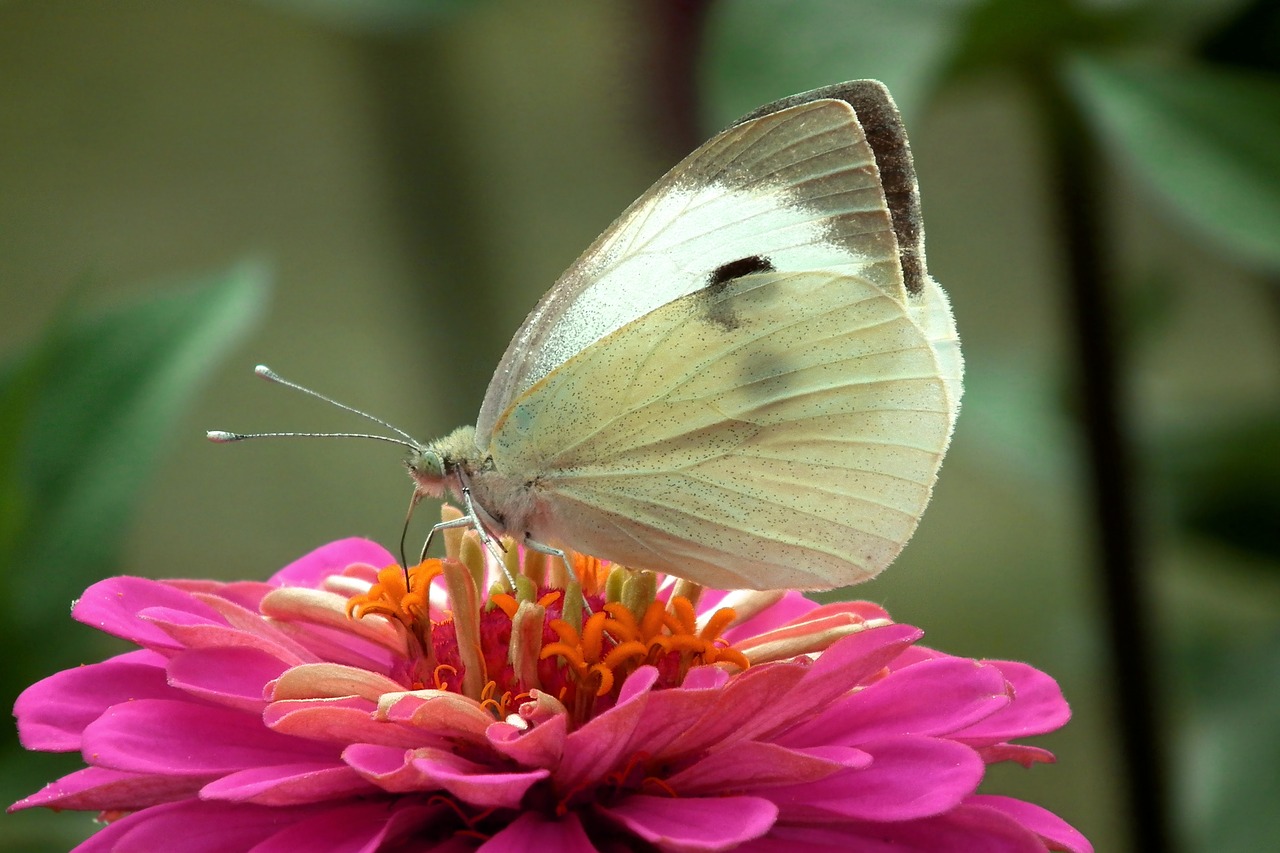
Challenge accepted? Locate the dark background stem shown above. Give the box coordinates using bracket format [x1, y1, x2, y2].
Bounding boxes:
[1034, 69, 1176, 853]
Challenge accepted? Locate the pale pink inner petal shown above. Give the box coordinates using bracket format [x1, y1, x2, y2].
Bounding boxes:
[267, 697, 432, 749]
[721, 589, 817, 641]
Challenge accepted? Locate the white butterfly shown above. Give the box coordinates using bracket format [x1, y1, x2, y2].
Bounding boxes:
[408, 80, 962, 591]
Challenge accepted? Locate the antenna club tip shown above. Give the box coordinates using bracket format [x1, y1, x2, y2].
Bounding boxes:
[253, 364, 277, 379]
[207, 430, 240, 443]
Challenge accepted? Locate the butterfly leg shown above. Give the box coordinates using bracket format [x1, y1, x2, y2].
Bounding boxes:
[523, 535, 597, 617]
[413, 486, 518, 590]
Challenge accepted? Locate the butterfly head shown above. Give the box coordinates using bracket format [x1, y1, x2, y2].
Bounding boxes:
[409, 425, 482, 500]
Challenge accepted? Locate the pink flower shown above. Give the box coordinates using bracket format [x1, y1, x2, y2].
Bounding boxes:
[12, 532, 1091, 852]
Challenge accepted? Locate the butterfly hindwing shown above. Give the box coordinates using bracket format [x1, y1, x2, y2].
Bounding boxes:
[486, 268, 951, 589]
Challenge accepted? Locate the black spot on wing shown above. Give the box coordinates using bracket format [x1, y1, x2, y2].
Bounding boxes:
[703, 255, 775, 330]
[708, 255, 776, 291]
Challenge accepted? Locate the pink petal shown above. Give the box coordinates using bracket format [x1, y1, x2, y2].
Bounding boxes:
[169, 578, 275, 612]
[482, 810, 597, 852]
[598, 793, 777, 850]
[739, 624, 923, 743]
[251, 800, 451, 853]
[977, 743, 1057, 768]
[778, 657, 1011, 749]
[268, 619, 396, 673]
[556, 675, 721, 789]
[968, 795, 1094, 853]
[555, 668, 670, 789]
[954, 661, 1070, 743]
[682, 665, 730, 691]
[756, 803, 1048, 853]
[82, 698, 337, 775]
[271, 538, 396, 587]
[486, 712, 567, 769]
[343, 743, 422, 792]
[654, 663, 808, 759]
[192, 592, 323, 660]
[140, 601, 313, 668]
[770, 734, 984, 822]
[736, 823, 862, 851]
[9, 766, 202, 812]
[73, 800, 332, 853]
[14, 650, 171, 751]
[409, 751, 549, 809]
[666, 741, 855, 794]
[166, 646, 292, 712]
[71, 576, 218, 650]
[616, 663, 660, 704]
[201, 762, 377, 805]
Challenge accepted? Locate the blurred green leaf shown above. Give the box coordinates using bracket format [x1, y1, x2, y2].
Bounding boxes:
[947, 0, 1134, 78]
[701, 0, 976, 127]
[0, 262, 267, 853]
[1180, 629, 1280, 853]
[0, 262, 268, 640]
[1067, 56, 1280, 270]
[1161, 412, 1280, 564]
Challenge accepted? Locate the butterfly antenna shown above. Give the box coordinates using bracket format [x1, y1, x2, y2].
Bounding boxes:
[206, 365, 421, 450]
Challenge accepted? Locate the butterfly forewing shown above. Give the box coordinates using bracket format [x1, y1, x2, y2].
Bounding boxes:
[476, 92, 910, 445]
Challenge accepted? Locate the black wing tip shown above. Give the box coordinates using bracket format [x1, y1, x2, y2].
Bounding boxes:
[728, 81, 927, 297]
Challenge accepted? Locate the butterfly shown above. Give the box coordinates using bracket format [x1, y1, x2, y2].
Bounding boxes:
[407, 79, 961, 591]
[217, 80, 961, 591]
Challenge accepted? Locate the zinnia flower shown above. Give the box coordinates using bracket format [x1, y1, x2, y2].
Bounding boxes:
[12, 519, 1091, 851]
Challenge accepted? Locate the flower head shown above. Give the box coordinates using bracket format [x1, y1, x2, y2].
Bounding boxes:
[12, 526, 1090, 852]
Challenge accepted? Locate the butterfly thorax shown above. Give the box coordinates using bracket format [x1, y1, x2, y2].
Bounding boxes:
[408, 425, 538, 538]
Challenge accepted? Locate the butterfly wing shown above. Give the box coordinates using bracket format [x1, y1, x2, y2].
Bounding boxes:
[484, 268, 952, 590]
[472, 80, 961, 590]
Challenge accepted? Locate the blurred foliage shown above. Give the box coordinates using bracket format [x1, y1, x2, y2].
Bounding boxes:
[2, 1, 1279, 852]
[0, 264, 267, 852]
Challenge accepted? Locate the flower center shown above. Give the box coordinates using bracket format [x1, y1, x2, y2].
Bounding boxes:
[345, 529, 748, 726]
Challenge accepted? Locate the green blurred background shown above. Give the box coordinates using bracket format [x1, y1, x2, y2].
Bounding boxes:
[3, 1, 1278, 851]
